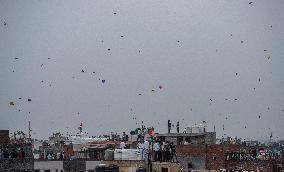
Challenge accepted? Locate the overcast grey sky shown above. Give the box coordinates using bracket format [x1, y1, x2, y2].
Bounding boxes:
[0, 0, 284, 141]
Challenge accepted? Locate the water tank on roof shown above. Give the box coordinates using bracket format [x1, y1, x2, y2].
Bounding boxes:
[186, 124, 206, 133]
[191, 126, 201, 133]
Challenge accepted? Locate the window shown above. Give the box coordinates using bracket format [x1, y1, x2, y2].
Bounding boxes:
[213, 156, 217, 160]
[188, 162, 193, 168]
[44, 170, 50, 172]
[34, 170, 40, 172]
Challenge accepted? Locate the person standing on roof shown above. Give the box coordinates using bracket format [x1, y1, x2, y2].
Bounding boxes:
[170, 142, 176, 162]
[137, 140, 143, 160]
[142, 139, 149, 160]
[119, 141, 126, 149]
[153, 141, 161, 162]
[164, 141, 171, 162]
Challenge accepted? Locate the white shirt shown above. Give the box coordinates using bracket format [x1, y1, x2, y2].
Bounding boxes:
[119, 142, 126, 149]
[153, 142, 160, 151]
[47, 154, 52, 160]
[143, 140, 149, 150]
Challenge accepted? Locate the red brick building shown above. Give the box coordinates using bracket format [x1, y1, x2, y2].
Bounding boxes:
[176, 144, 278, 171]
[0, 130, 10, 144]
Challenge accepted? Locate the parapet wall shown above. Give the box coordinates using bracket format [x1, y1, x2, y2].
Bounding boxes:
[0, 158, 34, 172]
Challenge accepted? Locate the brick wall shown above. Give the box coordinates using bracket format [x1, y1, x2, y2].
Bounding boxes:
[205, 132, 216, 144]
[176, 145, 206, 170]
[0, 130, 10, 144]
[64, 159, 86, 172]
[175, 144, 274, 171]
[206, 145, 225, 170]
[177, 155, 206, 170]
[0, 158, 34, 172]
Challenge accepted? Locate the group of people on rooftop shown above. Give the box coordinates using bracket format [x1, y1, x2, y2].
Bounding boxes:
[0, 147, 25, 159]
[137, 140, 177, 162]
[40, 151, 64, 160]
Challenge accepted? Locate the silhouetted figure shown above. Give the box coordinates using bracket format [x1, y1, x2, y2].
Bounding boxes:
[170, 142, 177, 162]
[0, 149, 3, 159]
[3, 149, 9, 159]
[10, 149, 17, 159]
[164, 142, 171, 162]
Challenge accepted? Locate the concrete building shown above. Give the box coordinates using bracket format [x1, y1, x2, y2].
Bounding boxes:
[34, 160, 64, 172]
[156, 124, 216, 145]
[156, 132, 216, 145]
[102, 160, 182, 172]
[63, 160, 86, 172]
[85, 160, 101, 172]
[0, 159, 181, 172]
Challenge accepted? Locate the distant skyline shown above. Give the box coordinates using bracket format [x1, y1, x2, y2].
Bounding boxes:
[0, 0, 284, 141]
